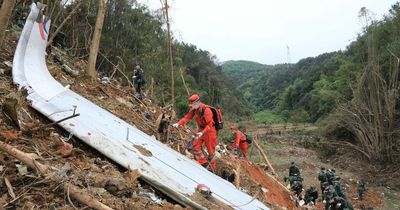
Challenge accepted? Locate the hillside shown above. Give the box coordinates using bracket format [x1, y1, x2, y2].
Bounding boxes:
[221, 60, 267, 74]
[1, 1, 400, 210]
[221, 60, 269, 88]
[223, 4, 400, 125]
[0, 22, 296, 209]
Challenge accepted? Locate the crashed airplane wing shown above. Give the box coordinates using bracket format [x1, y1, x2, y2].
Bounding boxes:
[12, 3, 269, 210]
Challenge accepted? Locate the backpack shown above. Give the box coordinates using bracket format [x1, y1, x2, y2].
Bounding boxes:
[199, 106, 224, 131]
[245, 133, 253, 144]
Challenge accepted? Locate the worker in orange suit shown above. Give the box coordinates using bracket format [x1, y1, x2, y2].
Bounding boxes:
[172, 94, 218, 170]
[230, 125, 248, 160]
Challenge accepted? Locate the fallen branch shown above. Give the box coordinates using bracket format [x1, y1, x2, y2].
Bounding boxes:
[65, 183, 112, 210]
[0, 141, 113, 210]
[24, 113, 80, 133]
[251, 138, 294, 195]
[0, 141, 48, 173]
[233, 163, 241, 188]
[4, 177, 16, 200]
[253, 135, 277, 176]
[67, 184, 79, 210]
[98, 51, 133, 87]
[62, 63, 80, 76]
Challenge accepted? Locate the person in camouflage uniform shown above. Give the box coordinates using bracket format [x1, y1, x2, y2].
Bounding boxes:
[323, 183, 337, 210]
[318, 167, 328, 192]
[284, 174, 303, 186]
[284, 173, 304, 198]
[326, 169, 335, 185]
[289, 161, 300, 176]
[304, 186, 318, 205]
[333, 176, 345, 198]
[332, 196, 354, 210]
[291, 180, 303, 197]
[132, 65, 145, 99]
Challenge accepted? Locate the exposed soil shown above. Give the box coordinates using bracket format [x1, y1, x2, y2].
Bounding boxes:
[240, 160, 296, 209]
[0, 26, 297, 209]
[253, 134, 396, 210]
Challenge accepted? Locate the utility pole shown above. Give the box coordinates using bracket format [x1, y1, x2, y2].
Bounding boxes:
[162, 0, 174, 107]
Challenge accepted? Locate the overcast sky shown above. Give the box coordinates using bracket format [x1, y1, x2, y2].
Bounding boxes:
[139, 0, 398, 65]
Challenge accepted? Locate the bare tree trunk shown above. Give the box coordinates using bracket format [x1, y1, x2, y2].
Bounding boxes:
[47, 0, 83, 47]
[87, 0, 107, 79]
[163, 0, 174, 106]
[179, 68, 190, 96]
[0, 0, 16, 47]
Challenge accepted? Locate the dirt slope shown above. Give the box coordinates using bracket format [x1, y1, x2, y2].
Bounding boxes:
[0, 28, 296, 209]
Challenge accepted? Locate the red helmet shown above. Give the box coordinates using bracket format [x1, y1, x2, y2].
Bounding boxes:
[188, 94, 200, 103]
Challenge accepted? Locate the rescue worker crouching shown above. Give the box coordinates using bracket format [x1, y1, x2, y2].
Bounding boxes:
[172, 94, 219, 171]
[229, 125, 248, 160]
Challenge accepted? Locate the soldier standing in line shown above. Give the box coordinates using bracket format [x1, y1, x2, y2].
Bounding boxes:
[289, 161, 300, 177]
[333, 176, 346, 198]
[318, 167, 328, 192]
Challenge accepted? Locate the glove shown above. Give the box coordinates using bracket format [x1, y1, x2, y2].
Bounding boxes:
[215, 145, 221, 152]
[214, 150, 221, 158]
[172, 123, 179, 128]
[232, 147, 238, 153]
[196, 132, 204, 138]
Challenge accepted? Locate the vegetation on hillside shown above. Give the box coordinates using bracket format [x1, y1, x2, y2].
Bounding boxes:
[222, 4, 400, 163]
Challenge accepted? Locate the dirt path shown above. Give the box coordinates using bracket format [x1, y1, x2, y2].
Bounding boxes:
[249, 123, 318, 136]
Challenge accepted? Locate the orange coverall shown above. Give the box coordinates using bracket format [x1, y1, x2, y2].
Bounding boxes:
[177, 103, 218, 170]
[232, 130, 248, 159]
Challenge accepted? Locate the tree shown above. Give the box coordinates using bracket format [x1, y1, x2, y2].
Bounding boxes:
[161, 0, 174, 106]
[338, 51, 400, 162]
[0, 0, 15, 47]
[47, 0, 83, 48]
[87, 0, 107, 79]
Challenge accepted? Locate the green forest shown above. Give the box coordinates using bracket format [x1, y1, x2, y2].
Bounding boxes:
[223, 5, 400, 127]
[221, 5, 400, 162]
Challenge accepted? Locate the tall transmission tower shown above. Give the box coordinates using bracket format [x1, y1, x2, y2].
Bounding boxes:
[287, 45, 291, 70]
